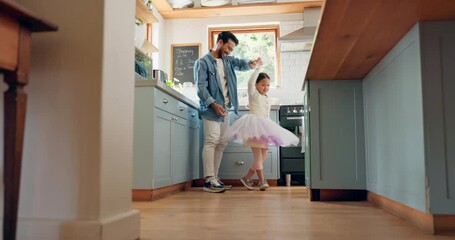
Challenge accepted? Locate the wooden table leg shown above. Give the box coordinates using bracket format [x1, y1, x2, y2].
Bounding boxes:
[3, 27, 31, 240]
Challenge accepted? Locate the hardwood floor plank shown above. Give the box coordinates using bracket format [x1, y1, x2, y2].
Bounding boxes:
[133, 187, 455, 240]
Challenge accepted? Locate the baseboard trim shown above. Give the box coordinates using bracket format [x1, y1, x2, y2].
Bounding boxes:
[132, 181, 192, 201]
[309, 188, 367, 201]
[18, 209, 140, 240]
[368, 191, 455, 234]
[17, 218, 63, 240]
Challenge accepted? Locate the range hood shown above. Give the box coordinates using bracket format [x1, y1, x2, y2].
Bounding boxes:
[279, 7, 321, 52]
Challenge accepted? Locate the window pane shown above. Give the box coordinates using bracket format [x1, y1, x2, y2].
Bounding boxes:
[213, 31, 277, 89]
[233, 32, 277, 89]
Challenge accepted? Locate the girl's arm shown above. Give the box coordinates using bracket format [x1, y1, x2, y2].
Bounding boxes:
[247, 64, 263, 96]
[229, 56, 252, 71]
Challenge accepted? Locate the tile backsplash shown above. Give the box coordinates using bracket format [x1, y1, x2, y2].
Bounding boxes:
[268, 20, 310, 105]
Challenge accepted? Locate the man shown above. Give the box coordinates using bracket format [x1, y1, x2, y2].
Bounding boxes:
[194, 31, 258, 193]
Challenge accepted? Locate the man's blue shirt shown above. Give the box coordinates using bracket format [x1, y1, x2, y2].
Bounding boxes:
[194, 51, 252, 122]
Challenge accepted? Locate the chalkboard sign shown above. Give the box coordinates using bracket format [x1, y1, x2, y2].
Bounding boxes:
[171, 43, 201, 84]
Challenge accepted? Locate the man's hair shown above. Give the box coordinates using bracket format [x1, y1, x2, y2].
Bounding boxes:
[256, 72, 270, 83]
[217, 31, 239, 46]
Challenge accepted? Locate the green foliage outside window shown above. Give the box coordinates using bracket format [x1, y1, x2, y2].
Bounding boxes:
[231, 32, 277, 89]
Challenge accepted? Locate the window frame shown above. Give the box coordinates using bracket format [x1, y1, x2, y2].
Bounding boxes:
[208, 25, 281, 87]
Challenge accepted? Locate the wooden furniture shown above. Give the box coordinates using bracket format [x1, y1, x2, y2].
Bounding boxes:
[306, 0, 455, 80]
[0, 0, 57, 239]
[150, 0, 323, 19]
[136, 0, 159, 53]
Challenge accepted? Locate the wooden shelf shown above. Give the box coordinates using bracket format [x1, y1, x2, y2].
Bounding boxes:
[151, 0, 322, 19]
[306, 0, 455, 81]
[136, 0, 158, 23]
[140, 40, 159, 53]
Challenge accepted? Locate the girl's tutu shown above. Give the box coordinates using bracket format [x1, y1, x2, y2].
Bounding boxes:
[223, 114, 299, 147]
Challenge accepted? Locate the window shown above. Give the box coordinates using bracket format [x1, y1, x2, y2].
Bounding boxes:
[209, 26, 280, 89]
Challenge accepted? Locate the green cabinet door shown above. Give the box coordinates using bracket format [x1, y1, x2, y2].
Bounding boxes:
[153, 108, 173, 188]
[303, 84, 311, 187]
[308, 80, 366, 189]
[189, 120, 200, 180]
[171, 115, 191, 184]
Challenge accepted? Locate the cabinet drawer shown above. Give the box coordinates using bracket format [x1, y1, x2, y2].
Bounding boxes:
[154, 88, 196, 120]
[219, 152, 274, 179]
[155, 88, 179, 114]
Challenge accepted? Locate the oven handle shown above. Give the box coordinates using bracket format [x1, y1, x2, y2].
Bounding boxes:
[285, 116, 303, 120]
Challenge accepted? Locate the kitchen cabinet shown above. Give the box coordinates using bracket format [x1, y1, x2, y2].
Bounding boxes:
[133, 85, 199, 191]
[189, 120, 200, 180]
[218, 108, 280, 180]
[303, 88, 311, 187]
[305, 80, 366, 190]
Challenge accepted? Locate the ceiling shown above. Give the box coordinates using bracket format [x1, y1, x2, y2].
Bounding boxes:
[306, 0, 455, 80]
[150, 0, 323, 19]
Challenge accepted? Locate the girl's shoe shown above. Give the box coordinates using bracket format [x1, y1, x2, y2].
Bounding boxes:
[240, 177, 254, 190]
[258, 179, 269, 191]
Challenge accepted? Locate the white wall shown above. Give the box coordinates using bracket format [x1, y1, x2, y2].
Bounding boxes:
[158, 14, 309, 105]
[5, 0, 139, 239]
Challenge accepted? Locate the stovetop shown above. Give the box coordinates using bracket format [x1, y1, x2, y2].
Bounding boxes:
[280, 105, 304, 117]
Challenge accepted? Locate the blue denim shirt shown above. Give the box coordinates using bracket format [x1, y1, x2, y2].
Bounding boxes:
[194, 52, 252, 122]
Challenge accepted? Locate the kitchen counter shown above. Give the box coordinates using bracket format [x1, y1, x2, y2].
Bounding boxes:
[305, 0, 455, 81]
[135, 80, 199, 109]
[238, 105, 280, 111]
[135, 80, 281, 111]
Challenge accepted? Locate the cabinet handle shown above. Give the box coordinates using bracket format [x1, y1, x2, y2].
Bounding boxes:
[179, 106, 184, 111]
[235, 161, 245, 165]
[162, 98, 168, 104]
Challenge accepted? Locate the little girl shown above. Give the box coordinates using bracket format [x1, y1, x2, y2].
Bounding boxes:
[223, 58, 299, 191]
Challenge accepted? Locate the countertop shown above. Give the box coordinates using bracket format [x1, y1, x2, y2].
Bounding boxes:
[135, 80, 199, 109]
[305, 0, 455, 81]
[239, 105, 280, 111]
[135, 80, 280, 111]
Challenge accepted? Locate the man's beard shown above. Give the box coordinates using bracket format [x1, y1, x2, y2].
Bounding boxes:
[218, 49, 225, 59]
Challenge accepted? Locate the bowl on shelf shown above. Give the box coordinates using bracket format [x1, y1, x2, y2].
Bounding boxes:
[168, 0, 194, 8]
[201, 0, 231, 7]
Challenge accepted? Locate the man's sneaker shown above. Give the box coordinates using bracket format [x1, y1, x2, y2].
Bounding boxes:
[216, 178, 232, 190]
[203, 177, 226, 193]
[258, 179, 269, 191]
[240, 177, 254, 190]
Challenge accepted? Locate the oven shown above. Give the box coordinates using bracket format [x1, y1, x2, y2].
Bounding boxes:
[279, 105, 305, 186]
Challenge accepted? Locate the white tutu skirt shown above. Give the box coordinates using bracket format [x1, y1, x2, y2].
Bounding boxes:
[222, 114, 299, 147]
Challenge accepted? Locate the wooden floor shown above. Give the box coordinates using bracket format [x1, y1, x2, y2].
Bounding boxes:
[132, 187, 455, 240]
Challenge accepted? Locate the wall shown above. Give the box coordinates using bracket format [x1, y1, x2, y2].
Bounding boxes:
[159, 14, 309, 105]
[420, 21, 455, 214]
[363, 25, 426, 212]
[5, 0, 139, 239]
